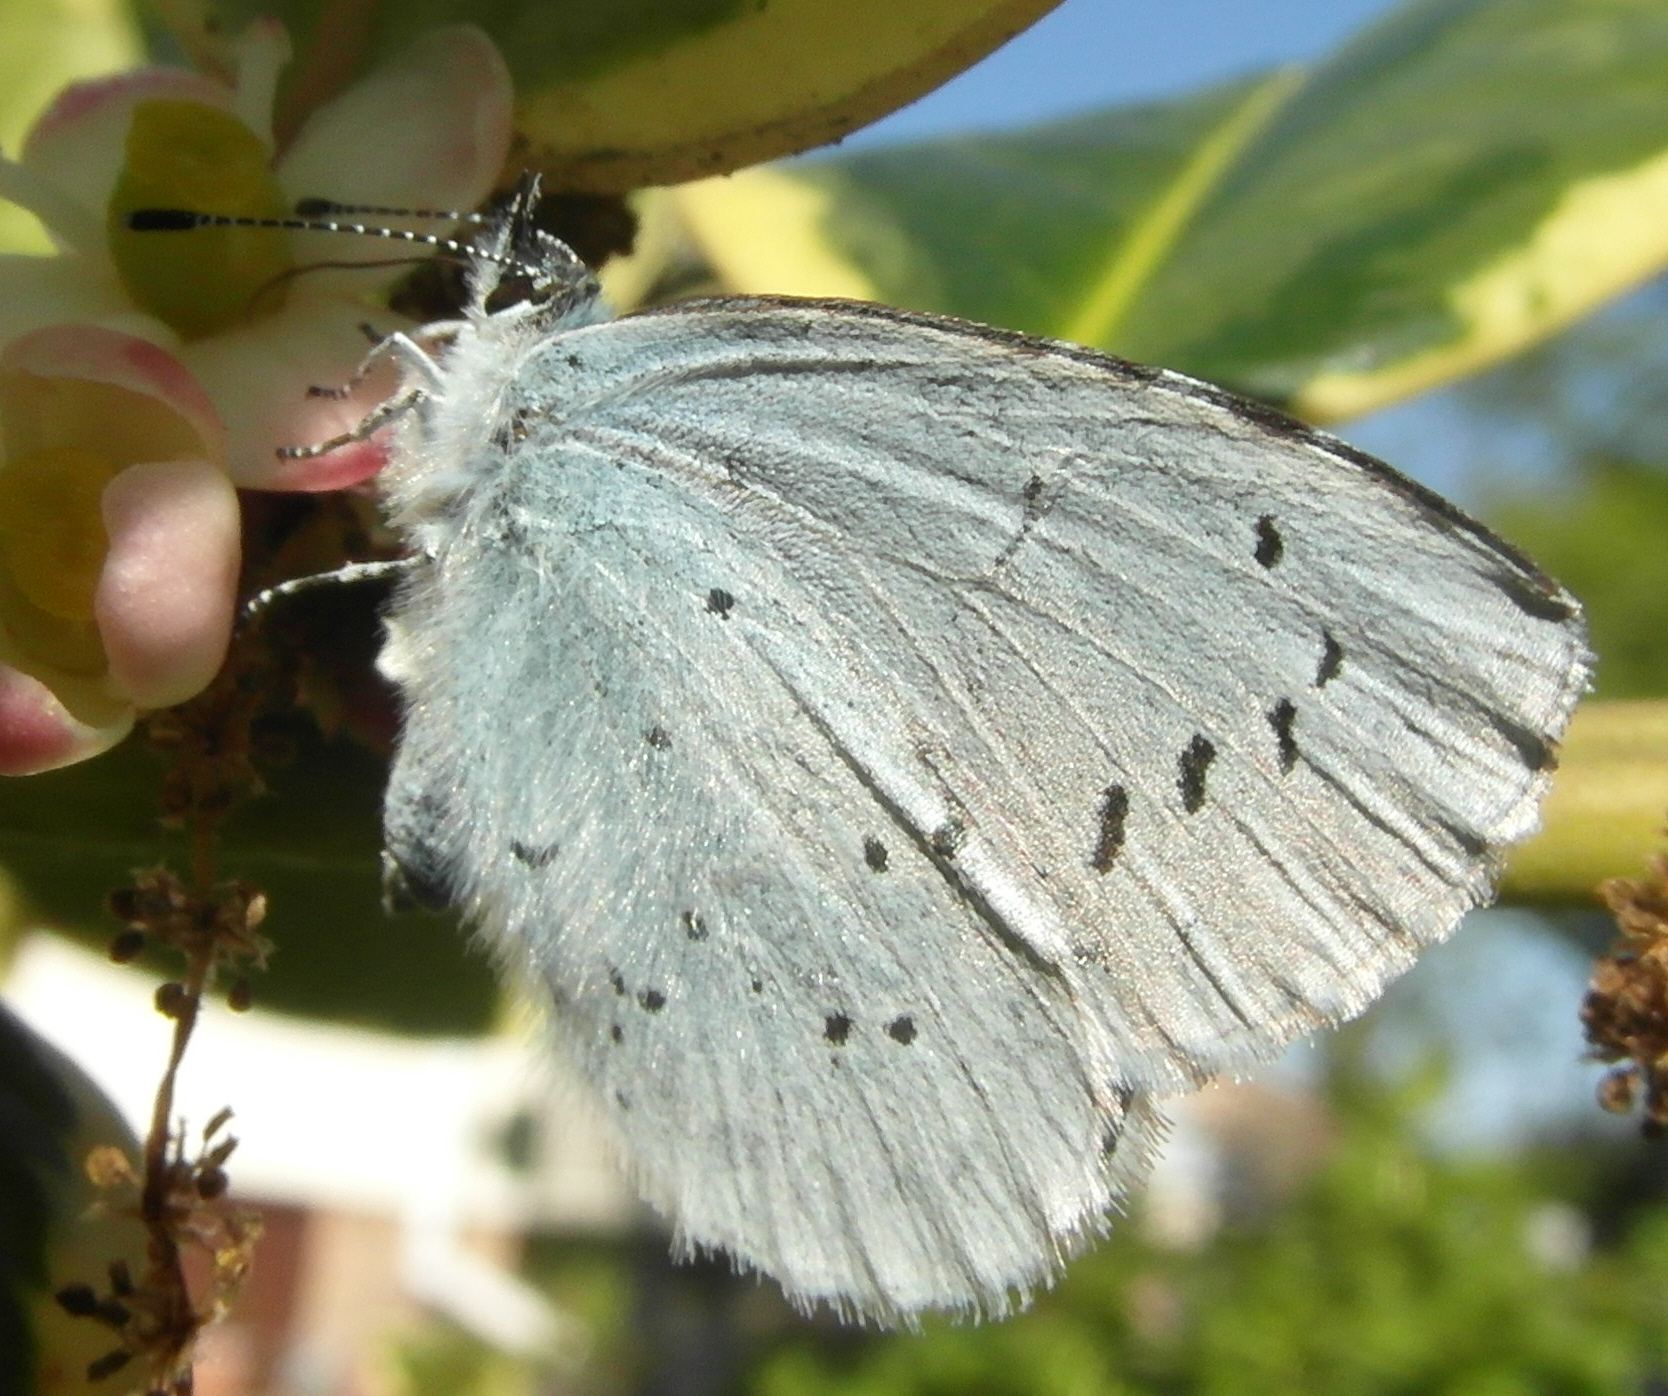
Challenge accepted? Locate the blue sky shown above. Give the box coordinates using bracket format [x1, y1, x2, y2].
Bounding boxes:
[856, 0, 1402, 146]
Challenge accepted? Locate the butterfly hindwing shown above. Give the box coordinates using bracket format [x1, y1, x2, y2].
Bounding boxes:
[383, 451, 1161, 1320]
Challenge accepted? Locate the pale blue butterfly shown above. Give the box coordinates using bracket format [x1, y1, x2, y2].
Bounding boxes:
[140, 183, 1592, 1323]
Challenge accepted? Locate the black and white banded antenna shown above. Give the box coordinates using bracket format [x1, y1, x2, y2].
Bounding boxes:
[123, 206, 488, 268]
[291, 196, 489, 224]
[123, 185, 599, 309]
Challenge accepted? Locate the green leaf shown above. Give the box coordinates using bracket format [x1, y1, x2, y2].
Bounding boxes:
[1126, 0, 1668, 419]
[195, 0, 1065, 192]
[0, 731, 497, 1035]
[675, 71, 1297, 331]
[679, 0, 1668, 420]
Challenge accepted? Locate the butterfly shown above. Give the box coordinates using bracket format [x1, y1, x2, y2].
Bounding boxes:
[337, 185, 1590, 1323]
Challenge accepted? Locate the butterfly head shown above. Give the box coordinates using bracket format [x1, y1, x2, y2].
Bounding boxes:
[467, 176, 603, 328]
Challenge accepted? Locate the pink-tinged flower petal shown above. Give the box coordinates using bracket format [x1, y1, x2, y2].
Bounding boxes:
[20, 69, 236, 227]
[0, 329, 232, 729]
[1, 325, 222, 465]
[96, 459, 239, 708]
[0, 665, 131, 775]
[180, 303, 396, 489]
[276, 26, 511, 270]
[0, 253, 143, 344]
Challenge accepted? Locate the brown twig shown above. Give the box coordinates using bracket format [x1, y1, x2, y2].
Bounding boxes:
[66, 627, 277, 1391]
[57, 495, 382, 1389]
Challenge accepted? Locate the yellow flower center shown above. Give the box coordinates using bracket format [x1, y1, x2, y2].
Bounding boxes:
[106, 100, 293, 340]
[0, 446, 123, 621]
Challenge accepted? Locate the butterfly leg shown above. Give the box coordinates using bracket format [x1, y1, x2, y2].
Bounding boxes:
[240, 558, 419, 624]
[304, 326, 457, 400]
[277, 330, 450, 460]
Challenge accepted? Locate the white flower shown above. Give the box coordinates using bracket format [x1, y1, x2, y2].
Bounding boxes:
[0, 24, 513, 770]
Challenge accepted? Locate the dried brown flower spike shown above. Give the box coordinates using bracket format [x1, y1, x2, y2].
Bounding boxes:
[55, 1120, 261, 1391]
[1583, 847, 1668, 1134]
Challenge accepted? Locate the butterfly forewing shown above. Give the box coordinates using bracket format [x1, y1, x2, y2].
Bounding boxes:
[380, 290, 1588, 1321]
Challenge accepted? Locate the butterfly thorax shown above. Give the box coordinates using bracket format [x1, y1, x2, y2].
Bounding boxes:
[379, 257, 609, 543]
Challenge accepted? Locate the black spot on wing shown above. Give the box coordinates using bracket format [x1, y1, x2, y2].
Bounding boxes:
[1178, 735, 1216, 815]
[995, 471, 1053, 570]
[380, 848, 451, 914]
[511, 839, 560, 868]
[382, 783, 456, 912]
[705, 587, 735, 618]
[1269, 698, 1299, 774]
[887, 1015, 917, 1045]
[638, 988, 667, 1013]
[1316, 631, 1344, 688]
[610, 1023, 623, 1044]
[682, 910, 708, 941]
[1100, 1088, 1138, 1155]
[608, 968, 627, 996]
[644, 725, 672, 749]
[863, 836, 889, 872]
[824, 1012, 853, 1045]
[1089, 784, 1129, 874]
[1254, 514, 1284, 568]
[750, 977, 764, 994]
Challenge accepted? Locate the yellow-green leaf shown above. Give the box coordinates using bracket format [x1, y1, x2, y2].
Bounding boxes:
[673, 71, 1297, 321]
[200, 0, 1065, 193]
[1128, 0, 1668, 420]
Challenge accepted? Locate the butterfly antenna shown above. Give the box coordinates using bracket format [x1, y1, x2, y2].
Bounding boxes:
[291, 197, 487, 225]
[123, 207, 484, 265]
[126, 174, 597, 312]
